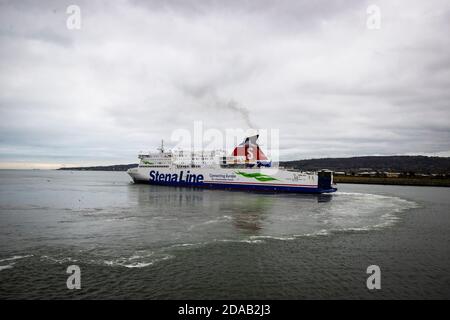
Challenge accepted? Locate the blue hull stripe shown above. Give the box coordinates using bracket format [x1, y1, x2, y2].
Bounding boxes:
[135, 179, 337, 194]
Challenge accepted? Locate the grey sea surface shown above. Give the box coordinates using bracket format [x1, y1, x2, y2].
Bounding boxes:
[0, 170, 449, 299]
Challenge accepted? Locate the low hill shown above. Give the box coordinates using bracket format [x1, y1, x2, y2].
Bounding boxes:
[57, 156, 450, 174]
[281, 156, 450, 174]
[58, 164, 138, 171]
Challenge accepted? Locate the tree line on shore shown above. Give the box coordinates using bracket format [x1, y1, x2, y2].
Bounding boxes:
[58, 155, 450, 175]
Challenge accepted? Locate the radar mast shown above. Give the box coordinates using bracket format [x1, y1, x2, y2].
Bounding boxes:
[157, 140, 164, 153]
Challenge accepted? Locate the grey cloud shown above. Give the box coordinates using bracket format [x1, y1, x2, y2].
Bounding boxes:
[0, 0, 450, 167]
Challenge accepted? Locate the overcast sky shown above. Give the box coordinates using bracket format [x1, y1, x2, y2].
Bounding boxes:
[1, 0, 450, 168]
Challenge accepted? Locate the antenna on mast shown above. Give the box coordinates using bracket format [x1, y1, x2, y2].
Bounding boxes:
[157, 139, 164, 153]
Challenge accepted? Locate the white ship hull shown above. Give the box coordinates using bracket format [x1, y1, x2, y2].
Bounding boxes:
[127, 167, 337, 193]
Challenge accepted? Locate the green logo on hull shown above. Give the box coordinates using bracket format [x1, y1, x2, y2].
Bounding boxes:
[235, 171, 278, 182]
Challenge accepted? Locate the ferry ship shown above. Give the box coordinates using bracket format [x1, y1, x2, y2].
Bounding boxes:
[127, 135, 337, 193]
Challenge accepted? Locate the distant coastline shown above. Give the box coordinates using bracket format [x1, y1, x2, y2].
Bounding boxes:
[333, 175, 450, 187]
[283, 155, 450, 187]
[57, 155, 450, 187]
[58, 164, 138, 171]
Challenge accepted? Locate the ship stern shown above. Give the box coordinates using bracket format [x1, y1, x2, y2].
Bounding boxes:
[318, 170, 337, 193]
